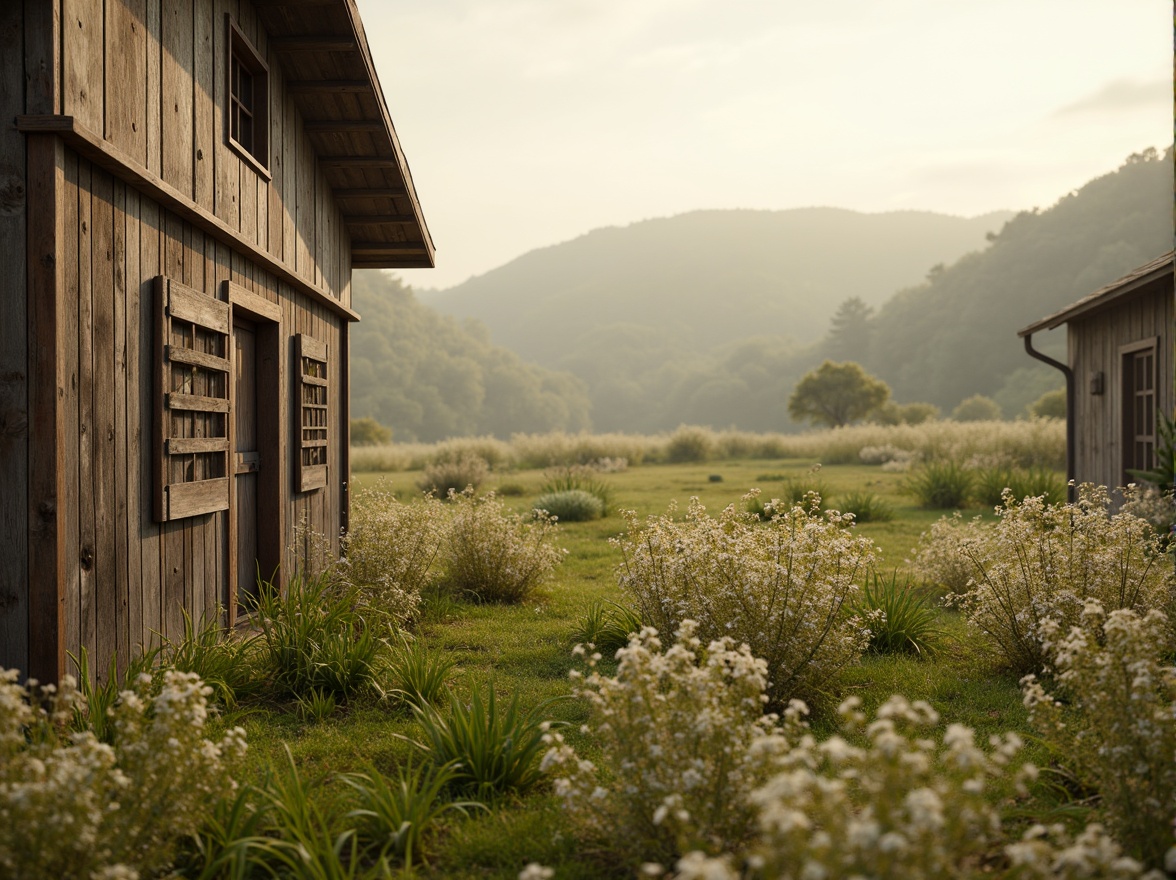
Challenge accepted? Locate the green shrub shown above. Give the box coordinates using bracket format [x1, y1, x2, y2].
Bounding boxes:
[408, 680, 560, 799]
[1023, 604, 1176, 870]
[533, 489, 604, 522]
[664, 425, 717, 463]
[344, 761, 485, 867]
[951, 484, 1175, 673]
[854, 571, 945, 657]
[903, 460, 974, 509]
[350, 416, 393, 446]
[951, 394, 1002, 421]
[0, 668, 246, 880]
[545, 623, 786, 868]
[836, 490, 895, 523]
[341, 487, 447, 626]
[537, 464, 614, 513]
[780, 475, 830, 510]
[615, 496, 873, 709]
[443, 489, 564, 603]
[253, 572, 386, 700]
[570, 600, 644, 657]
[1028, 388, 1066, 419]
[495, 481, 528, 496]
[417, 453, 490, 496]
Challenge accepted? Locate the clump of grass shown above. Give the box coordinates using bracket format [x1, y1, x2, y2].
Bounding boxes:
[854, 571, 945, 657]
[972, 464, 1015, 508]
[903, 460, 974, 509]
[533, 489, 604, 522]
[780, 472, 830, 510]
[571, 601, 644, 657]
[836, 491, 895, 523]
[344, 761, 486, 868]
[252, 572, 385, 700]
[537, 465, 614, 514]
[407, 681, 563, 799]
[383, 635, 456, 711]
[294, 687, 338, 723]
[1007, 466, 1066, 503]
[495, 481, 528, 497]
[417, 454, 490, 496]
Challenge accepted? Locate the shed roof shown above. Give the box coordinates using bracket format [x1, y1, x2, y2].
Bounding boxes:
[1017, 250, 1174, 337]
[257, 0, 434, 269]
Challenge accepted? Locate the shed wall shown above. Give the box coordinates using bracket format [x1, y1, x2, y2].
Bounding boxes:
[1068, 281, 1174, 489]
[49, 147, 348, 681]
[60, 0, 351, 307]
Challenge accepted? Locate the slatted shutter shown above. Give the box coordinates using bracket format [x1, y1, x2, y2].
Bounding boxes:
[296, 334, 328, 492]
[155, 277, 232, 520]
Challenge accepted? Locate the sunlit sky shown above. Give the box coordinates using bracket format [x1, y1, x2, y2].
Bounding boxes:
[357, 0, 1172, 291]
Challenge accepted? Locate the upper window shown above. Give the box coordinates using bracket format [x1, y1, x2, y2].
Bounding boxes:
[227, 18, 270, 177]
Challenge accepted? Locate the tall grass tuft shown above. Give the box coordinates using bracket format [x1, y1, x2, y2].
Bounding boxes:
[382, 634, 456, 711]
[252, 572, 386, 700]
[417, 453, 490, 496]
[570, 600, 645, 657]
[533, 489, 604, 522]
[835, 490, 895, 523]
[345, 761, 486, 867]
[903, 460, 974, 509]
[163, 607, 264, 707]
[407, 681, 562, 799]
[854, 571, 945, 657]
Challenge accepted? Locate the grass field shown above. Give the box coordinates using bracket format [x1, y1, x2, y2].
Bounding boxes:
[215, 459, 1050, 878]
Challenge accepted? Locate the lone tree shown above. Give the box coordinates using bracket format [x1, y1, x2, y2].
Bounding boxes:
[788, 361, 890, 428]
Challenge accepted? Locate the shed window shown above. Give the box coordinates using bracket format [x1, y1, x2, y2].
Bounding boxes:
[226, 18, 269, 176]
[296, 334, 329, 492]
[1122, 337, 1159, 484]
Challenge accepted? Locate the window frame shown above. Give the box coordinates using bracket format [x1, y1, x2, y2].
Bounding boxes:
[225, 16, 271, 180]
[1120, 336, 1159, 485]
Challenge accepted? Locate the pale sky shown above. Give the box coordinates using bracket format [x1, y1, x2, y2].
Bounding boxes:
[357, 0, 1172, 291]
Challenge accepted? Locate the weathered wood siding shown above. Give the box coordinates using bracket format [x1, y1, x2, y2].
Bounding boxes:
[1, 2, 59, 675]
[53, 148, 348, 679]
[8, 0, 356, 681]
[1068, 280, 1173, 489]
[61, 0, 352, 306]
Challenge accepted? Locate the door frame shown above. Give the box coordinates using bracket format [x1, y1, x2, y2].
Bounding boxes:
[225, 281, 284, 625]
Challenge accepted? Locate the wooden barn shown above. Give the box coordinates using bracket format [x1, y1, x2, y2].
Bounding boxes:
[1018, 251, 1174, 491]
[0, 0, 433, 685]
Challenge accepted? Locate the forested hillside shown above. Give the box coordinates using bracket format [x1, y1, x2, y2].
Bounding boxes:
[862, 147, 1173, 414]
[353, 147, 1171, 439]
[349, 273, 591, 441]
[422, 207, 1011, 365]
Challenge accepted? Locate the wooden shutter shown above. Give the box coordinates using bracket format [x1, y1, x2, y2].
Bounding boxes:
[296, 334, 328, 492]
[155, 277, 232, 521]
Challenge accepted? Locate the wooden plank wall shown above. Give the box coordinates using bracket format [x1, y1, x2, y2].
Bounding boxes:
[34, 0, 354, 678]
[61, 0, 351, 304]
[0, 4, 30, 673]
[57, 147, 346, 679]
[1069, 284, 1174, 490]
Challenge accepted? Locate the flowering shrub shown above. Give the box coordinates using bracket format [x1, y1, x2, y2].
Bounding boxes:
[1119, 483, 1176, 540]
[908, 512, 990, 596]
[738, 695, 1027, 880]
[614, 496, 872, 707]
[443, 489, 564, 603]
[543, 623, 787, 867]
[1004, 822, 1165, 880]
[342, 487, 447, 625]
[1022, 603, 1176, 869]
[950, 484, 1173, 672]
[0, 668, 246, 879]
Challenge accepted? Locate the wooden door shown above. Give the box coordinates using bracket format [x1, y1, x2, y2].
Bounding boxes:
[233, 319, 261, 608]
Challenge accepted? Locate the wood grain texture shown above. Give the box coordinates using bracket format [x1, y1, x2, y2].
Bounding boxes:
[0, 1, 29, 674]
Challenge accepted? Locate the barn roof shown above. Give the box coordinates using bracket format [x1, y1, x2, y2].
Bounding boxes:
[258, 0, 434, 270]
[1017, 250, 1175, 337]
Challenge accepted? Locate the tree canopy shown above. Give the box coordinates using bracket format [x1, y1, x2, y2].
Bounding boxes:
[788, 361, 890, 428]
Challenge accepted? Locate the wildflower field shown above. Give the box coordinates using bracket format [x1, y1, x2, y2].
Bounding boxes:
[7, 419, 1176, 879]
